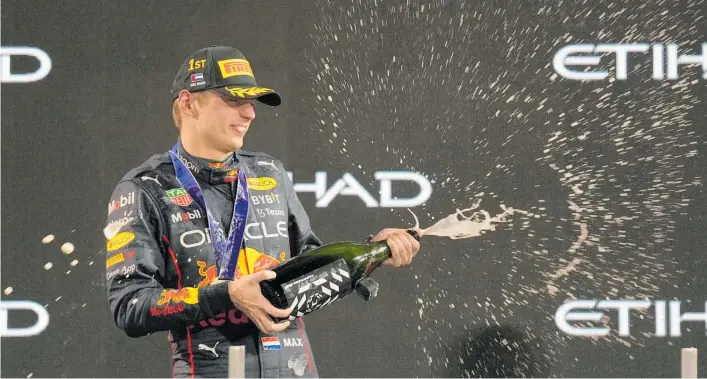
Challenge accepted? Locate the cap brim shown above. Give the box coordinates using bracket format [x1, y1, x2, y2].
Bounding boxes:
[213, 86, 282, 106]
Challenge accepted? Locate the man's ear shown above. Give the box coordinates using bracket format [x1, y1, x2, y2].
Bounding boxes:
[177, 90, 200, 119]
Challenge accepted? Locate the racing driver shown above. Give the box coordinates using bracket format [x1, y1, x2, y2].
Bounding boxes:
[103, 45, 421, 378]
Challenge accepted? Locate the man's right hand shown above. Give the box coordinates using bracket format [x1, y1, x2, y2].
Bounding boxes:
[227, 270, 292, 334]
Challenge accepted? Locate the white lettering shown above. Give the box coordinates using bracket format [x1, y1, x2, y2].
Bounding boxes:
[180, 228, 212, 248]
[107, 216, 136, 232]
[376, 171, 433, 208]
[106, 264, 136, 281]
[553, 44, 606, 80]
[251, 194, 281, 205]
[244, 221, 287, 241]
[283, 337, 303, 347]
[555, 299, 707, 337]
[0, 47, 52, 83]
[318, 173, 379, 207]
[170, 210, 203, 223]
[287, 171, 432, 208]
[108, 192, 135, 214]
[178, 154, 200, 173]
[553, 43, 707, 81]
[669, 301, 707, 337]
[666, 43, 707, 80]
[0, 301, 50, 337]
[555, 300, 609, 337]
[180, 222, 287, 247]
[257, 208, 285, 217]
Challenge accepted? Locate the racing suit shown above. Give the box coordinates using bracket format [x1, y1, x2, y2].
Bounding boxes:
[105, 140, 322, 378]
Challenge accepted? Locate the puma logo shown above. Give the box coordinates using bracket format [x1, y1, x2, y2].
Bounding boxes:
[198, 342, 219, 357]
[140, 175, 162, 187]
[256, 160, 278, 172]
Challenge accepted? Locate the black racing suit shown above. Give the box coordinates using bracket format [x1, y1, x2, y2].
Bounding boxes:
[105, 140, 322, 378]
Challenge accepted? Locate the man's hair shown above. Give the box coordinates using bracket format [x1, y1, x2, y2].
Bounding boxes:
[172, 91, 209, 130]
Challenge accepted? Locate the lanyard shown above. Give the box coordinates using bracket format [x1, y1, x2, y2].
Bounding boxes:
[168, 143, 249, 280]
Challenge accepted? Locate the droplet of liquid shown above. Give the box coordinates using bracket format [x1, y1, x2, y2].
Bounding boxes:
[42, 235, 55, 244]
[61, 242, 75, 254]
[4, 287, 13, 295]
[44, 262, 53, 270]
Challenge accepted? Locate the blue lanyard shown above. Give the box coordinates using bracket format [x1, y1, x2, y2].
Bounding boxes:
[168, 143, 249, 280]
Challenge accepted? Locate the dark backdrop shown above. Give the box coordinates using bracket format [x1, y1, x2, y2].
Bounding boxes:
[2, 0, 706, 377]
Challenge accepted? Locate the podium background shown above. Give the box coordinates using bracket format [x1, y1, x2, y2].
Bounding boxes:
[2, 1, 706, 377]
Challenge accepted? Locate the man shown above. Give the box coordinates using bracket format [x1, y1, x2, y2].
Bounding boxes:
[104, 45, 421, 378]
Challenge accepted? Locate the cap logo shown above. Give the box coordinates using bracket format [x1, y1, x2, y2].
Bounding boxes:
[188, 58, 207, 72]
[224, 87, 272, 98]
[218, 59, 254, 78]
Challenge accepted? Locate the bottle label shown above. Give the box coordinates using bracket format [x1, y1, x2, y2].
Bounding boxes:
[281, 258, 352, 320]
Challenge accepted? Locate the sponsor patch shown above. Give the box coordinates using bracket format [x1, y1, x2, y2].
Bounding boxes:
[108, 192, 135, 214]
[247, 177, 278, 191]
[106, 253, 124, 268]
[218, 59, 254, 78]
[166, 188, 194, 207]
[106, 231, 135, 252]
[155, 288, 199, 306]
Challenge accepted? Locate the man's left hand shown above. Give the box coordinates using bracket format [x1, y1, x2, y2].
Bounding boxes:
[371, 228, 421, 267]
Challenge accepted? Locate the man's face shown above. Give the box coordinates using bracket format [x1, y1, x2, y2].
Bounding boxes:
[192, 90, 256, 153]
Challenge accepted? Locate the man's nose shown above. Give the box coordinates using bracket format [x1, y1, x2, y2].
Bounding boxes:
[241, 104, 256, 121]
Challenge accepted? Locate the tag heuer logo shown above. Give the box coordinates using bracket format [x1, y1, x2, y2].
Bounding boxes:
[166, 188, 193, 206]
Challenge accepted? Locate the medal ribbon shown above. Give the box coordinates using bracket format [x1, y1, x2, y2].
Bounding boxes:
[168, 143, 249, 280]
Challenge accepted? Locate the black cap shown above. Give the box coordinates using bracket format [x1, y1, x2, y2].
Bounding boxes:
[171, 45, 281, 106]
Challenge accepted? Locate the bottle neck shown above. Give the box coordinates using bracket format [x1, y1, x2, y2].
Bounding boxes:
[371, 241, 392, 261]
[361, 241, 391, 276]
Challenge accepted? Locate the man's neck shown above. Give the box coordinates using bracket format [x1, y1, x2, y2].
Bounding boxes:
[179, 136, 233, 162]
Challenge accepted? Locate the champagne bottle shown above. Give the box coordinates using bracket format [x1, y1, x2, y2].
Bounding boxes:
[260, 229, 420, 321]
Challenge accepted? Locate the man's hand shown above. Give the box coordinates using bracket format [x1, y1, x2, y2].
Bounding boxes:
[371, 228, 421, 267]
[226, 270, 292, 334]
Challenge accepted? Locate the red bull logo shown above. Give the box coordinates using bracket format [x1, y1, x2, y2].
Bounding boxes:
[196, 261, 217, 288]
[235, 247, 283, 279]
[150, 303, 184, 316]
[209, 162, 227, 169]
[155, 288, 199, 306]
[224, 169, 238, 183]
